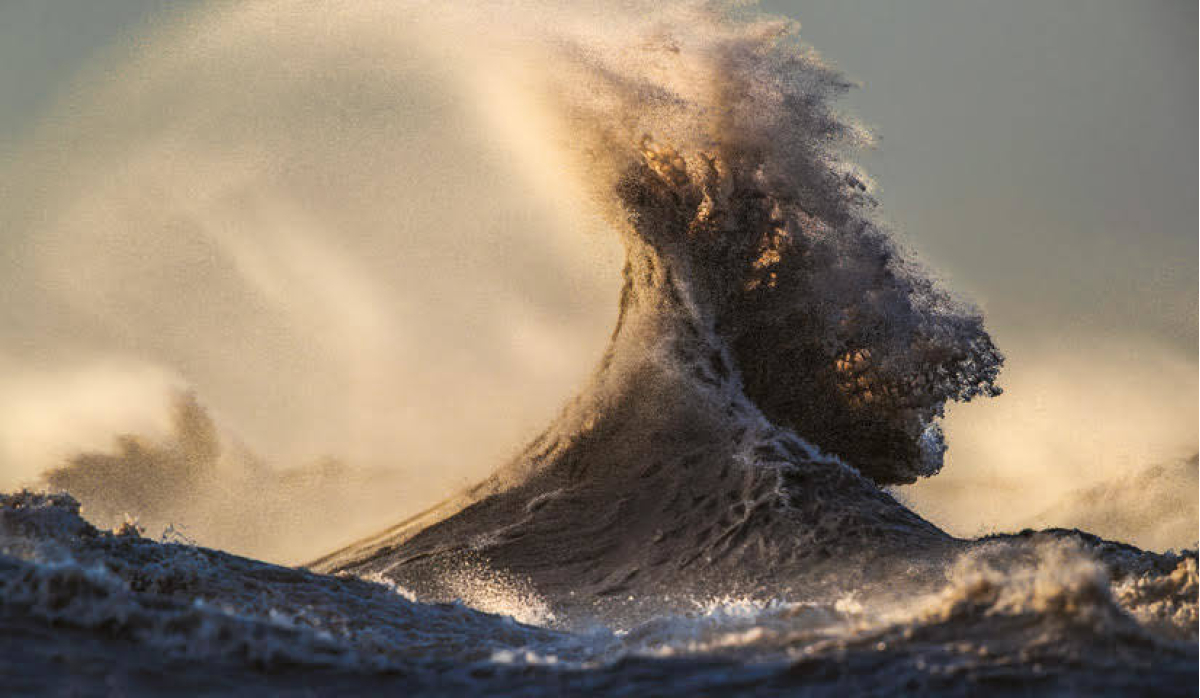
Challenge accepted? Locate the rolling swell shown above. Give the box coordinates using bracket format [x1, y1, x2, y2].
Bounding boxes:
[311, 6, 1010, 619]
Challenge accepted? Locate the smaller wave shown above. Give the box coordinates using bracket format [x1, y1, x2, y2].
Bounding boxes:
[39, 391, 410, 564]
[1023, 455, 1199, 553]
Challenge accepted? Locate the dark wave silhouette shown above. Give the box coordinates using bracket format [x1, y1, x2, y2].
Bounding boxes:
[311, 9, 1009, 618]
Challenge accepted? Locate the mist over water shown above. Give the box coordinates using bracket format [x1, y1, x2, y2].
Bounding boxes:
[901, 337, 1198, 550]
[0, 0, 632, 558]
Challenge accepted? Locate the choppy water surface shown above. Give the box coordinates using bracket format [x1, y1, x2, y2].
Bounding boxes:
[1, 492, 1194, 696]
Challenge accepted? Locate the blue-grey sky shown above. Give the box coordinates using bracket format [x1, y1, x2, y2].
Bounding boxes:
[0, 1, 170, 152]
[764, 0, 1197, 353]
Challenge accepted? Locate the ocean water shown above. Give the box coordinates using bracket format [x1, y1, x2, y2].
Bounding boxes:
[1, 2, 1195, 695]
[1, 492, 1194, 696]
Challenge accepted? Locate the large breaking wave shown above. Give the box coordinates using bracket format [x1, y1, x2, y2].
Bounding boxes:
[2, 1, 1194, 694]
[311, 0, 1006, 607]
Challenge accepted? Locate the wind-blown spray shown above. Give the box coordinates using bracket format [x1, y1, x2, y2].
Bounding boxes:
[0, 2, 1193, 694]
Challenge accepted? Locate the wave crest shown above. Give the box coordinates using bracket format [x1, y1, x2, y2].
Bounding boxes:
[535, 5, 1004, 482]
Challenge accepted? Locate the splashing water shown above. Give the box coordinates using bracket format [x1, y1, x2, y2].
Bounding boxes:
[0, 1, 1193, 695]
